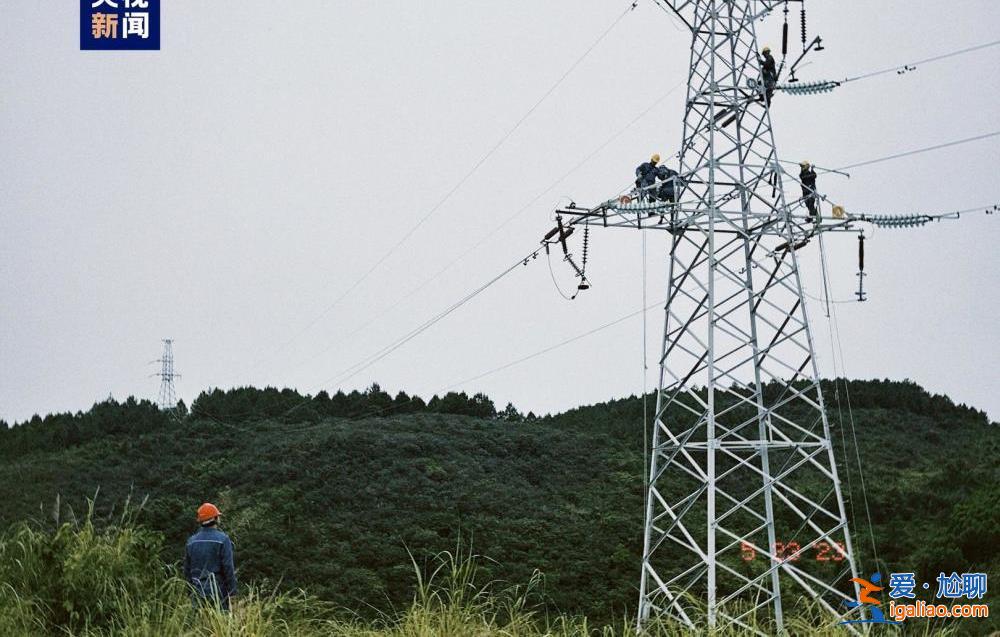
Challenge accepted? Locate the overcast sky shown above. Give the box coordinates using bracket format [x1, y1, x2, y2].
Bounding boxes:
[2, 1, 998, 425]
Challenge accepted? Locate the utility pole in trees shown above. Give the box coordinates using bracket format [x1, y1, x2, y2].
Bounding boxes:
[152, 339, 180, 410]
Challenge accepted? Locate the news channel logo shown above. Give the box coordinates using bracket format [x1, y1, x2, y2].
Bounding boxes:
[81, 0, 160, 51]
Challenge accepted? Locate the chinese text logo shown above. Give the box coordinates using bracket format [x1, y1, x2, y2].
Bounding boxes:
[840, 571, 989, 626]
[81, 0, 160, 50]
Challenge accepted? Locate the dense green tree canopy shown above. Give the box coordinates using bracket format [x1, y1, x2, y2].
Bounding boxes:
[0, 379, 995, 631]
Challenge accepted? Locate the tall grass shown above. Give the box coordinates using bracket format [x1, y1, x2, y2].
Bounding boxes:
[0, 503, 959, 636]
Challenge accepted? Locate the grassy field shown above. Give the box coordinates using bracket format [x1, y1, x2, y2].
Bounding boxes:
[0, 505, 958, 637]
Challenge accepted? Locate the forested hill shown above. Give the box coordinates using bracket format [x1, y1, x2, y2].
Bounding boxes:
[0, 380, 997, 626]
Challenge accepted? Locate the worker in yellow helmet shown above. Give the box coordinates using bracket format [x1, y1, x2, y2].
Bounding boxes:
[799, 161, 819, 221]
[760, 45, 778, 105]
[184, 502, 238, 610]
[635, 153, 662, 201]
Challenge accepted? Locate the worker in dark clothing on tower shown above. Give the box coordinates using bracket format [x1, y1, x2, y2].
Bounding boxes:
[799, 160, 819, 221]
[635, 153, 661, 201]
[760, 45, 778, 106]
[184, 503, 238, 611]
[655, 163, 680, 203]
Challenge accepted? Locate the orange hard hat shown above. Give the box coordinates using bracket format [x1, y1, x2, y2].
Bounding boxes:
[196, 502, 221, 523]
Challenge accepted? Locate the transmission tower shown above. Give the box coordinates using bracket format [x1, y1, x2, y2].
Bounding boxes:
[153, 339, 181, 410]
[551, 0, 864, 632]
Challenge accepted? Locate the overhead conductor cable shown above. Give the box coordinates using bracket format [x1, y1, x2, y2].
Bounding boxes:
[253, 1, 640, 366]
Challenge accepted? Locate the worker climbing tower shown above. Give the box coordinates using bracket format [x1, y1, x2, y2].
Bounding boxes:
[628, 0, 862, 631]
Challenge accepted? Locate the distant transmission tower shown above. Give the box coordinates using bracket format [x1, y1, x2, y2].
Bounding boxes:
[552, 0, 864, 632]
[153, 339, 181, 410]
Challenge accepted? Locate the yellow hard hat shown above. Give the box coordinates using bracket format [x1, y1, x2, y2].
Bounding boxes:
[832, 205, 845, 219]
[799, 160, 811, 167]
[651, 153, 661, 163]
[762, 45, 771, 53]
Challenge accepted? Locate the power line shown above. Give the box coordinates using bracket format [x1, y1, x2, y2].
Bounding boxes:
[254, 2, 638, 368]
[641, 232, 651, 525]
[313, 247, 544, 392]
[286, 122, 994, 398]
[237, 70, 997, 432]
[365, 299, 661, 416]
[834, 130, 1000, 171]
[439, 299, 664, 392]
[842, 38, 1000, 84]
[279, 81, 685, 376]
[291, 127, 994, 395]
[827, 301, 882, 575]
[192, 295, 664, 430]
[270, 238, 653, 420]
[779, 38, 1000, 96]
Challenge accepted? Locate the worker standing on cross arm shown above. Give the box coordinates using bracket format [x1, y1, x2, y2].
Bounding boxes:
[635, 153, 661, 201]
[184, 502, 238, 611]
[799, 160, 819, 221]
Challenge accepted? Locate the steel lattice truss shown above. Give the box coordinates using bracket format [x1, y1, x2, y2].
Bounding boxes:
[637, 2, 862, 633]
[560, 1, 865, 633]
[155, 339, 179, 410]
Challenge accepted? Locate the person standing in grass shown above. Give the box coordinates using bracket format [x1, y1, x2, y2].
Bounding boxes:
[184, 502, 238, 610]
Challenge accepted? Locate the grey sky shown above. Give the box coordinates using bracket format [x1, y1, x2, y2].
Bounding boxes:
[2, 1, 998, 425]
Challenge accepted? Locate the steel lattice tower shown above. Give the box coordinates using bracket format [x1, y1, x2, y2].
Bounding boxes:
[153, 339, 180, 410]
[625, 0, 862, 632]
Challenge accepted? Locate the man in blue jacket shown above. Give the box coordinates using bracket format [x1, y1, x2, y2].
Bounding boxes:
[184, 502, 237, 610]
[635, 153, 661, 201]
[655, 164, 680, 203]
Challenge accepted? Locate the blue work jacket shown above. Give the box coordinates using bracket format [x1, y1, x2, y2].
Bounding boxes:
[635, 161, 658, 188]
[184, 526, 238, 606]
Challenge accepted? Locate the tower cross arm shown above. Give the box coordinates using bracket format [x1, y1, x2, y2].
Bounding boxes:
[657, 0, 793, 32]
